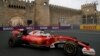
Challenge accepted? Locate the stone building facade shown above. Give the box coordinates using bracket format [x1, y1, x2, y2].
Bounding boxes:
[0, 0, 100, 26]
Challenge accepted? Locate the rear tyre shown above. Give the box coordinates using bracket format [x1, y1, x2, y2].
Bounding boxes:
[63, 42, 77, 56]
[8, 37, 22, 48]
[8, 38, 16, 48]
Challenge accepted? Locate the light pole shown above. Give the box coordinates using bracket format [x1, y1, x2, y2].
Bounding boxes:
[86, 15, 87, 24]
[91, 16, 94, 24]
[86, 9, 89, 24]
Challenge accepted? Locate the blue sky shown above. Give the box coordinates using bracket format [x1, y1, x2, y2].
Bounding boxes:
[29, 0, 100, 11]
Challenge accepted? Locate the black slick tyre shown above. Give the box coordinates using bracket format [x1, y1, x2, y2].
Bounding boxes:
[8, 38, 16, 48]
[63, 42, 77, 56]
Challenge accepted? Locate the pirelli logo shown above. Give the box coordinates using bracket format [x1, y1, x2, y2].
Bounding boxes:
[80, 25, 100, 31]
[83, 26, 96, 30]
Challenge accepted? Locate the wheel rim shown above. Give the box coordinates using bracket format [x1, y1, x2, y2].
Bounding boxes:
[64, 44, 76, 54]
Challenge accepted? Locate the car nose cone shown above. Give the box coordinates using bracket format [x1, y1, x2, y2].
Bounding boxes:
[82, 47, 96, 56]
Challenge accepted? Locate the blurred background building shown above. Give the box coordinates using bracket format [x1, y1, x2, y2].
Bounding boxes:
[0, 0, 100, 26]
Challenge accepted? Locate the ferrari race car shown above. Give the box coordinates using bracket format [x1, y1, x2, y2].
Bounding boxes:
[8, 29, 95, 56]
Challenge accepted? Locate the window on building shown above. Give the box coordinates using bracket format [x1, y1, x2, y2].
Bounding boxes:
[59, 18, 67, 26]
[3, 0, 5, 2]
[44, 2, 48, 6]
[8, 5, 26, 9]
[87, 18, 93, 24]
[82, 18, 86, 24]
[82, 15, 97, 24]
[27, 20, 32, 26]
[19, 0, 22, 1]
[3, 0, 7, 2]
[23, 6, 25, 9]
[8, 5, 11, 7]
[14, 5, 16, 8]
[94, 18, 97, 24]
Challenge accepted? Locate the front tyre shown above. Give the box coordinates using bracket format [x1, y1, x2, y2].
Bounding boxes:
[63, 42, 77, 56]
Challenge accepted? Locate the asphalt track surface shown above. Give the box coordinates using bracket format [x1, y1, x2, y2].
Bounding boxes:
[0, 30, 100, 56]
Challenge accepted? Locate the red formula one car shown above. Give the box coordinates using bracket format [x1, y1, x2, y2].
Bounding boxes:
[8, 29, 95, 56]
